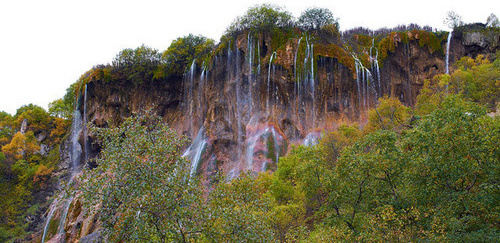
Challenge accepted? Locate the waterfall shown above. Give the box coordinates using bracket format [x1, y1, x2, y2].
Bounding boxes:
[57, 196, 73, 234]
[42, 88, 86, 242]
[41, 198, 59, 243]
[189, 60, 196, 136]
[294, 37, 303, 82]
[294, 37, 303, 134]
[352, 53, 376, 114]
[362, 67, 367, 109]
[198, 62, 206, 125]
[235, 45, 242, 159]
[69, 110, 83, 173]
[247, 32, 254, 116]
[446, 30, 453, 74]
[267, 52, 276, 114]
[354, 60, 362, 111]
[370, 39, 381, 97]
[296, 36, 316, 132]
[182, 127, 208, 176]
[310, 43, 315, 129]
[245, 117, 283, 173]
[183, 59, 197, 137]
[83, 84, 88, 167]
[304, 131, 321, 146]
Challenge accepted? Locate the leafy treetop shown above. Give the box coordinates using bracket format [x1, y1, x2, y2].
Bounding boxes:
[297, 7, 339, 31]
[225, 4, 293, 36]
[162, 34, 214, 77]
[112, 45, 162, 84]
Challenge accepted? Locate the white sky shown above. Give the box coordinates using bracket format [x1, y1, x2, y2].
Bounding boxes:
[0, 0, 497, 115]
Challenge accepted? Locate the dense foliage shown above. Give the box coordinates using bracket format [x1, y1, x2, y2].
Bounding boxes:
[78, 111, 275, 242]
[162, 34, 215, 77]
[259, 55, 499, 241]
[0, 104, 69, 241]
[112, 45, 163, 84]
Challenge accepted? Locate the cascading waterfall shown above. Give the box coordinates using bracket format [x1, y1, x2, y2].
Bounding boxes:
[293, 37, 303, 137]
[182, 127, 208, 176]
[247, 32, 254, 116]
[304, 131, 321, 146]
[41, 198, 59, 243]
[352, 53, 376, 114]
[354, 56, 362, 112]
[245, 116, 283, 173]
[42, 89, 86, 242]
[188, 59, 196, 136]
[266, 52, 276, 114]
[83, 84, 88, 167]
[295, 36, 316, 133]
[235, 44, 243, 159]
[198, 62, 206, 125]
[446, 30, 453, 74]
[69, 110, 83, 173]
[370, 39, 381, 96]
[310, 42, 315, 129]
[57, 196, 73, 234]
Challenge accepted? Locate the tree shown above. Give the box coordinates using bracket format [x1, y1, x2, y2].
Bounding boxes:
[297, 7, 339, 31]
[48, 99, 72, 120]
[1, 132, 40, 162]
[225, 4, 293, 36]
[48, 84, 75, 120]
[0, 112, 14, 147]
[364, 96, 412, 133]
[444, 11, 464, 29]
[14, 104, 51, 136]
[112, 45, 162, 84]
[403, 95, 499, 241]
[162, 34, 214, 77]
[204, 173, 275, 242]
[486, 13, 499, 28]
[79, 111, 206, 242]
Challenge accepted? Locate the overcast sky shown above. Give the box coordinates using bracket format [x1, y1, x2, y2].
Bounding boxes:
[0, 0, 497, 115]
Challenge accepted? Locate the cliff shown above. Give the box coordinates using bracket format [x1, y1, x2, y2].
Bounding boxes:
[82, 27, 498, 180]
[39, 26, 499, 242]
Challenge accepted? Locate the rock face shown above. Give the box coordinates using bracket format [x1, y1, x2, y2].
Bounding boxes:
[41, 27, 499, 242]
[82, 29, 498, 181]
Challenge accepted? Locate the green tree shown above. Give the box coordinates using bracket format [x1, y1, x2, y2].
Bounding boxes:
[324, 130, 405, 236]
[403, 95, 499, 241]
[225, 4, 293, 36]
[269, 145, 331, 241]
[112, 45, 162, 84]
[451, 55, 500, 111]
[78, 111, 206, 242]
[48, 84, 75, 120]
[0, 111, 14, 147]
[48, 99, 71, 119]
[297, 7, 339, 31]
[204, 173, 275, 242]
[162, 34, 214, 77]
[14, 104, 51, 136]
[364, 96, 412, 133]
